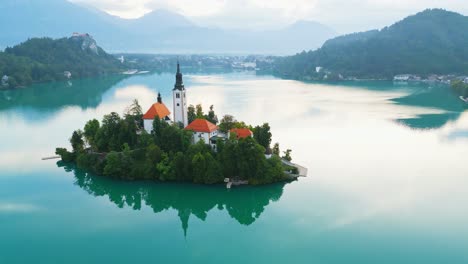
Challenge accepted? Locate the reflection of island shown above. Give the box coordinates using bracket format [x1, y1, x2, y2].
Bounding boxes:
[0, 75, 126, 121]
[59, 162, 286, 237]
[392, 83, 464, 129]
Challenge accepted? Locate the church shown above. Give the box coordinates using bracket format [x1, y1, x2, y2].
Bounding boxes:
[143, 63, 189, 132]
[143, 63, 222, 147]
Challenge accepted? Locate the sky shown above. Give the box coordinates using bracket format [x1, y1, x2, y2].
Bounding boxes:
[70, 0, 468, 33]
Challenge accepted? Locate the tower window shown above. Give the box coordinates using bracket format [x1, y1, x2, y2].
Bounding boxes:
[176, 93, 180, 99]
[177, 103, 180, 106]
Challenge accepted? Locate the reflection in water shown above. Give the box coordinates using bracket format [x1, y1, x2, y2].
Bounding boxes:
[396, 113, 461, 130]
[0, 75, 126, 121]
[328, 81, 465, 130]
[59, 162, 286, 237]
[392, 83, 465, 129]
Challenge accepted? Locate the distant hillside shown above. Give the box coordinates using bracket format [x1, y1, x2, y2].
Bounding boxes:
[274, 9, 468, 79]
[0, 0, 336, 54]
[0, 35, 122, 88]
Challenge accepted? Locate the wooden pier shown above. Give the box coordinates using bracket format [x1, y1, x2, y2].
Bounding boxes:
[41, 156, 60, 161]
[225, 178, 249, 189]
[281, 160, 308, 177]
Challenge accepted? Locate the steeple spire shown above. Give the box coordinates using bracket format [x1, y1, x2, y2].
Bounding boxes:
[173, 61, 185, 91]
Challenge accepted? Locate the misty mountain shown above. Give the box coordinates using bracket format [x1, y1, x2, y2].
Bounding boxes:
[0, 0, 336, 54]
[274, 9, 468, 79]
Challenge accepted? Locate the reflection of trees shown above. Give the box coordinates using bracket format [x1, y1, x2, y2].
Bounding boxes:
[397, 113, 461, 130]
[58, 161, 287, 237]
[392, 84, 463, 129]
[0, 75, 126, 121]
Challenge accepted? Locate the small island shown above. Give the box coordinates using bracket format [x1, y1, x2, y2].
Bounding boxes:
[56, 64, 304, 186]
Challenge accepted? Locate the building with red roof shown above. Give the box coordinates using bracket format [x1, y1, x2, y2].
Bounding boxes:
[185, 119, 219, 146]
[230, 128, 253, 139]
[143, 93, 171, 133]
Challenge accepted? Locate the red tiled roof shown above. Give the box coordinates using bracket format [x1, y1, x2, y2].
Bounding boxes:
[185, 119, 218, 133]
[143, 103, 170, 120]
[230, 128, 253, 139]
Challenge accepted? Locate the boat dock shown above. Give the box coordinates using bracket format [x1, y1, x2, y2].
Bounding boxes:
[41, 156, 60, 160]
[225, 178, 249, 189]
[281, 160, 308, 177]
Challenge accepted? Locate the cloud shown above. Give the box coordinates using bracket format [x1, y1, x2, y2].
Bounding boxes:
[70, 0, 468, 32]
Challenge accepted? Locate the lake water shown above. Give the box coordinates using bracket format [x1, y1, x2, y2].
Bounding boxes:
[1, 72, 468, 263]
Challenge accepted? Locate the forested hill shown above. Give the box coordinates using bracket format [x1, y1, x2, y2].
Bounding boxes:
[273, 9, 468, 80]
[0, 35, 123, 88]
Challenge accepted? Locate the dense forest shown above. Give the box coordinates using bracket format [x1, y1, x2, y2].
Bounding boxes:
[0, 35, 123, 88]
[56, 101, 296, 185]
[273, 9, 468, 80]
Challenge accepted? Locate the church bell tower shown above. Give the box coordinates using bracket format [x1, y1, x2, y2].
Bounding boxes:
[173, 62, 188, 127]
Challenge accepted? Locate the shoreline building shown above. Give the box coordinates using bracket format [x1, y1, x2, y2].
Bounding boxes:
[173, 62, 188, 127]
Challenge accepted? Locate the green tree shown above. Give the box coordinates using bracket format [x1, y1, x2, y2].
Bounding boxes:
[218, 114, 236, 133]
[152, 116, 169, 145]
[188, 105, 196, 123]
[55, 148, 75, 162]
[118, 115, 138, 149]
[196, 104, 204, 118]
[237, 137, 267, 180]
[83, 119, 100, 149]
[157, 153, 175, 181]
[172, 152, 187, 181]
[126, 99, 143, 116]
[95, 112, 122, 152]
[103, 151, 133, 179]
[253, 123, 272, 150]
[282, 149, 292, 162]
[160, 125, 185, 152]
[192, 152, 206, 183]
[218, 139, 239, 178]
[264, 155, 285, 183]
[206, 105, 218, 124]
[145, 144, 163, 179]
[137, 131, 154, 148]
[204, 152, 223, 184]
[70, 130, 84, 153]
[125, 99, 143, 128]
[272, 143, 280, 156]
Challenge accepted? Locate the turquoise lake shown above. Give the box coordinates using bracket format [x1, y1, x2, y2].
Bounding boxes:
[1, 71, 468, 263]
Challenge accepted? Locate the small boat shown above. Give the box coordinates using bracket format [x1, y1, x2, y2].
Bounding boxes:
[460, 96, 468, 104]
[122, 69, 138, 75]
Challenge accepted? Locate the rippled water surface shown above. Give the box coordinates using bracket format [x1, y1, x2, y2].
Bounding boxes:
[1, 72, 468, 263]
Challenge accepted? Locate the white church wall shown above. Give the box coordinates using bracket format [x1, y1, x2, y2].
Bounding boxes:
[143, 119, 153, 133]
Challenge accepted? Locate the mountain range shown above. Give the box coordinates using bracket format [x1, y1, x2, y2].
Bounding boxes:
[0, 0, 336, 54]
[273, 9, 468, 79]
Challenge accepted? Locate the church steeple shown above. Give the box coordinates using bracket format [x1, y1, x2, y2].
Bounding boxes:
[172, 62, 188, 127]
[174, 61, 185, 91]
